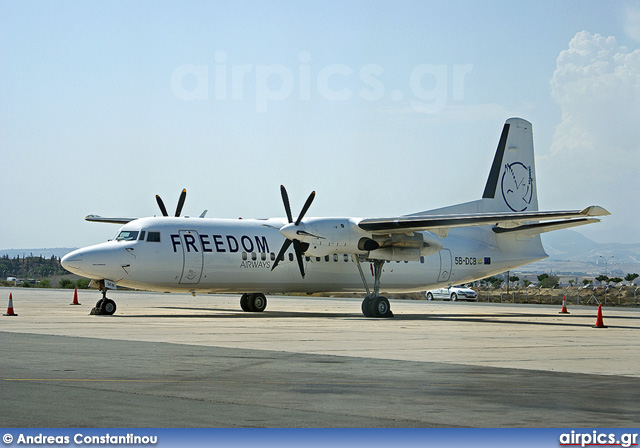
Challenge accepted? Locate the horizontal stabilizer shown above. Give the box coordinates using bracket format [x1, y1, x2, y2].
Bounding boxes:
[85, 214, 136, 224]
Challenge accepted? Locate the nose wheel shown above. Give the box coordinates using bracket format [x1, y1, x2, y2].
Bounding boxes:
[90, 283, 117, 315]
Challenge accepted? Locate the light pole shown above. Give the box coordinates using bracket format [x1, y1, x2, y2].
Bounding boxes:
[599, 255, 614, 276]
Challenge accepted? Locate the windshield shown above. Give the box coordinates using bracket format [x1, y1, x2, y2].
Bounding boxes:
[115, 230, 139, 241]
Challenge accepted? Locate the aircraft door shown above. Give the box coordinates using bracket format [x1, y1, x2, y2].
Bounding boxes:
[438, 249, 452, 282]
[178, 230, 203, 284]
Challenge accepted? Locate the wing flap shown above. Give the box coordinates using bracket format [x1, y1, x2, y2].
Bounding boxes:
[492, 218, 600, 236]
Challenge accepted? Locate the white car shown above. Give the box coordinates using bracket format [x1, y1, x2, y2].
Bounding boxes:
[425, 286, 478, 301]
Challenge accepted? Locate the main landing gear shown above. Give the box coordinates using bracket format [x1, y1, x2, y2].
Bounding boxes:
[354, 257, 394, 318]
[240, 293, 267, 313]
[90, 285, 117, 315]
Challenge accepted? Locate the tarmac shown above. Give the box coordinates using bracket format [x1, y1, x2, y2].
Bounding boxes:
[1, 288, 639, 427]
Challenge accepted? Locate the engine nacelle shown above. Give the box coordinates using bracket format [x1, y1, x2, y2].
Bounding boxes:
[290, 218, 374, 257]
[282, 218, 444, 260]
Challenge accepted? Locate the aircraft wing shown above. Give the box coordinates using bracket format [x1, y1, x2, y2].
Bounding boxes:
[85, 214, 137, 224]
[358, 206, 610, 236]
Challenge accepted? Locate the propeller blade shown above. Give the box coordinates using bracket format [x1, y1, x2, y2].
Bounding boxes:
[280, 185, 293, 223]
[175, 189, 187, 217]
[295, 191, 315, 226]
[156, 195, 169, 217]
[271, 238, 293, 272]
[293, 239, 305, 278]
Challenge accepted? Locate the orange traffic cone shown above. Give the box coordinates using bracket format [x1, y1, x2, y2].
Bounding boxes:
[593, 303, 607, 328]
[3, 293, 18, 316]
[559, 295, 569, 314]
[70, 287, 81, 305]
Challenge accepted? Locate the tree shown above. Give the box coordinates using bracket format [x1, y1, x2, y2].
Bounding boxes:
[537, 273, 549, 283]
[509, 275, 520, 285]
[538, 274, 559, 288]
[609, 277, 623, 285]
[523, 279, 532, 288]
[484, 276, 503, 288]
[583, 279, 593, 287]
[59, 278, 75, 289]
[595, 275, 609, 286]
[625, 273, 639, 284]
[38, 279, 50, 288]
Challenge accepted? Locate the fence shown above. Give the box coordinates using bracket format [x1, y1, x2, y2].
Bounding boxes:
[476, 286, 640, 306]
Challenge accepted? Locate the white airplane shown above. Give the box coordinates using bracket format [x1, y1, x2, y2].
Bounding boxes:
[61, 118, 609, 318]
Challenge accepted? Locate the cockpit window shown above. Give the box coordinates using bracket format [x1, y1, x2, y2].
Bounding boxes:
[147, 232, 161, 242]
[115, 230, 139, 241]
[138, 231, 146, 241]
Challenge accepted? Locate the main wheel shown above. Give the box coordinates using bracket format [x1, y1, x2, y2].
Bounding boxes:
[240, 293, 251, 312]
[450, 293, 458, 302]
[361, 296, 373, 317]
[101, 298, 117, 315]
[249, 293, 267, 312]
[370, 296, 393, 318]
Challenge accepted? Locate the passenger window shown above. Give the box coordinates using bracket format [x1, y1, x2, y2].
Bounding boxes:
[343, 254, 349, 262]
[324, 255, 329, 262]
[242, 252, 247, 261]
[420, 256, 424, 263]
[147, 232, 161, 242]
[270, 253, 276, 261]
[305, 256, 310, 262]
[289, 253, 294, 261]
[315, 257, 321, 262]
[138, 231, 146, 241]
[261, 252, 266, 261]
[333, 254, 338, 262]
[252, 253, 257, 261]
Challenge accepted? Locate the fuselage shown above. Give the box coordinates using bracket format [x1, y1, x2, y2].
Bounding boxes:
[61, 216, 547, 294]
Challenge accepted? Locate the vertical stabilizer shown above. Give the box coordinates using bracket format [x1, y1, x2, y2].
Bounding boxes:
[481, 118, 538, 213]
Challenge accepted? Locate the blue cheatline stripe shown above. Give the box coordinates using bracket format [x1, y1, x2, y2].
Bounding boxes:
[1, 428, 638, 448]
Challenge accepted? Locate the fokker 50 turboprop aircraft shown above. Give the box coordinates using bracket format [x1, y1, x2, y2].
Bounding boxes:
[61, 118, 609, 318]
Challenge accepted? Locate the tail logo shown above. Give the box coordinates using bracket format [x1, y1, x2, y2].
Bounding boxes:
[501, 162, 533, 212]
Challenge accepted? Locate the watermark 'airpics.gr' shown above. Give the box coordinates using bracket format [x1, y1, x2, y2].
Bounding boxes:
[170, 51, 473, 113]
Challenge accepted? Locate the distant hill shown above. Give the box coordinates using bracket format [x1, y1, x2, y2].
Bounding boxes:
[524, 230, 640, 276]
[542, 231, 640, 264]
[0, 248, 77, 259]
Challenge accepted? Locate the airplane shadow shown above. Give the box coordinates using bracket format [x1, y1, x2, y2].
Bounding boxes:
[116, 306, 639, 329]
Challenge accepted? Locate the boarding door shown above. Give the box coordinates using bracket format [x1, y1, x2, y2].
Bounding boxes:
[438, 249, 452, 282]
[179, 230, 203, 284]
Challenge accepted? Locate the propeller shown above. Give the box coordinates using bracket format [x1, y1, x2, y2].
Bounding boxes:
[271, 185, 315, 278]
[155, 189, 187, 217]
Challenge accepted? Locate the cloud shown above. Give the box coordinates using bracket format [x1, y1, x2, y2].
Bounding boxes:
[624, 6, 640, 42]
[545, 31, 640, 241]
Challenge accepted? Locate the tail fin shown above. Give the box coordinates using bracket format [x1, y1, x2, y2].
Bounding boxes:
[416, 118, 539, 216]
[481, 118, 538, 213]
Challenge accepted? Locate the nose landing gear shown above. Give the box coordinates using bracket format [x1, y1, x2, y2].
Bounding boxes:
[90, 281, 117, 315]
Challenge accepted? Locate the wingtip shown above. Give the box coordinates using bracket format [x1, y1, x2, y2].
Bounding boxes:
[581, 206, 611, 217]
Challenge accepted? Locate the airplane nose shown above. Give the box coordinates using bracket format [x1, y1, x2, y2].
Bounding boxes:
[61, 249, 83, 272]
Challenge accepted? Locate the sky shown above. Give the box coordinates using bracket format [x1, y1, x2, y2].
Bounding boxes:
[1, 0, 639, 249]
